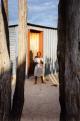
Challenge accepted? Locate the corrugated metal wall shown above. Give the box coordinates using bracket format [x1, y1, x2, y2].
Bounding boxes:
[44, 28, 58, 68]
[9, 25, 58, 76]
[9, 26, 17, 76]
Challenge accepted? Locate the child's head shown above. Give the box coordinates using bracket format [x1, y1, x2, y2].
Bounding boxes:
[37, 51, 41, 58]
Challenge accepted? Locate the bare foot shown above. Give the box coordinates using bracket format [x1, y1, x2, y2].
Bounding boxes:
[46, 79, 49, 81]
[51, 84, 57, 87]
[42, 81, 46, 84]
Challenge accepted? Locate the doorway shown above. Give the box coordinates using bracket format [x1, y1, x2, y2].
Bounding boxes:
[28, 30, 43, 76]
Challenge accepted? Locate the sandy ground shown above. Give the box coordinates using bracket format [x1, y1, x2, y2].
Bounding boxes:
[21, 76, 60, 121]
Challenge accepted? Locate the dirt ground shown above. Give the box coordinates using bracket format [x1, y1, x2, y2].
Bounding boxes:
[21, 76, 60, 121]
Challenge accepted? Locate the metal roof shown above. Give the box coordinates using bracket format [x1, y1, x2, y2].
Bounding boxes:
[9, 22, 57, 30]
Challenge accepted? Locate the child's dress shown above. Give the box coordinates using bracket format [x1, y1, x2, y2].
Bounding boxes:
[34, 57, 43, 77]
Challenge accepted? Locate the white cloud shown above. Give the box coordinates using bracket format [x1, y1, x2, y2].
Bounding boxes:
[28, 1, 57, 13]
[28, 0, 58, 27]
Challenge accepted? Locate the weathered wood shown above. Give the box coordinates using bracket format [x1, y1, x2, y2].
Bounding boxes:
[3, 0, 8, 16]
[58, 0, 80, 121]
[11, 0, 27, 121]
[0, 1, 11, 121]
[2, 0, 10, 54]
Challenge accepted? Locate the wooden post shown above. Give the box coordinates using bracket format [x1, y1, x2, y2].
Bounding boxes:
[0, 0, 11, 121]
[18, 0, 27, 67]
[58, 0, 80, 121]
[11, 0, 27, 120]
[3, 0, 8, 16]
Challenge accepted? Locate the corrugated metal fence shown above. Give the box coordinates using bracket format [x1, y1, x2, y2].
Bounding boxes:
[43, 28, 58, 73]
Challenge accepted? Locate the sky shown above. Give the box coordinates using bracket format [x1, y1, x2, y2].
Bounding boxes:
[8, 0, 59, 27]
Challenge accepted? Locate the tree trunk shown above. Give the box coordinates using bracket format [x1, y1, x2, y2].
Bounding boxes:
[0, 1, 11, 121]
[11, 0, 27, 121]
[58, 0, 80, 121]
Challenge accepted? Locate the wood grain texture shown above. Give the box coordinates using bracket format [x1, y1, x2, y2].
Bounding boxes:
[58, 0, 80, 121]
[0, 1, 11, 121]
[11, 0, 27, 121]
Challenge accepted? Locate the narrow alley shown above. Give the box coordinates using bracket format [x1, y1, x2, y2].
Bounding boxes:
[21, 76, 60, 121]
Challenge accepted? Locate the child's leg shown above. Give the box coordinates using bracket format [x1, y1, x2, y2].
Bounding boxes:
[41, 76, 45, 83]
[35, 76, 37, 84]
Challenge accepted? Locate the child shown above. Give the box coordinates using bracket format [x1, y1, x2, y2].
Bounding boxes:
[34, 51, 45, 84]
